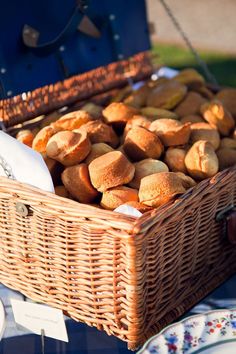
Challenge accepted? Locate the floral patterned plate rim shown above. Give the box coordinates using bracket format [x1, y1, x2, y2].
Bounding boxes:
[137, 309, 236, 354]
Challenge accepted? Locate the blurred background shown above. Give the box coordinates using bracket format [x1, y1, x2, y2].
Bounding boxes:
[147, 0, 236, 86]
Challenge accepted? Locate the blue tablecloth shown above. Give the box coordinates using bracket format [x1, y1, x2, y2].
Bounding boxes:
[0, 275, 236, 354]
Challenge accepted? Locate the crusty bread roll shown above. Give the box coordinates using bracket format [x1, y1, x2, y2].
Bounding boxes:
[164, 148, 187, 173]
[216, 148, 236, 170]
[75, 120, 119, 148]
[102, 102, 138, 126]
[141, 107, 179, 120]
[62, 164, 99, 203]
[216, 88, 236, 117]
[33, 125, 58, 153]
[40, 112, 62, 129]
[55, 185, 70, 198]
[16, 129, 34, 147]
[172, 68, 205, 89]
[85, 143, 114, 164]
[139, 172, 186, 207]
[46, 130, 91, 166]
[220, 138, 236, 150]
[88, 151, 135, 192]
[200, 100, 235, 136]
[147, 81, 187, 110]
[123, 115, 151, 138]
[175, 172, 196, 189]
[51, 110, 92, 131]
[180, 115, 205, 124]
[81, 103, 103, 119]
[174, 91, 206, 117]
[149, 119, 191, 147]
[124, 84, 150, 108]
[190, 122, 220, 150]
[185, 140, 219, 179]
[100, 186, 139, 210]
[123, 126, 164, 161]
[42, 153, 63, 185]
[129, 158, 169, 189]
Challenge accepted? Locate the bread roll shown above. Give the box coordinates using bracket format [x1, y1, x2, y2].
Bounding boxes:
[149, 119, 191, 147]
[46, 130, 91, 166]
[129, 158, 169, 189]
[33, 125, 58, 153]
[164, 148, 187, 173]
[185, 140, 219, 179]
[102, 102, 138, 126]
[55, 185, 70, 198]
[51, 110, 92, 131]
[175, 172, 196, 189]
[75, 120, 119, 148]
[147, 81, 187, 110]
[220, 138, 236, 150]
[180, 115, 205, 124]
[190, 122, 220, 150]
[141, 107, 179, 120]
[216, 89, 236, 117]
[216, 148, 236, 170]
[139, 172, 186, 207]
[123, 126, 164, 161]
[101, 186, 138, 210]
[174, 91, 206, 117]
[42, 153, 63, 185]
[85, 143, 114, 164]
[200, 100, 235, 136]
[124, 84, 150, 108]
[81, 103, 103, 119]
[124, 115, 151, 137]
[62, 164, 99, 203]
[88, 151, 135, 192]
[173, 68, 205, 89]
[16, 129, 34, 147]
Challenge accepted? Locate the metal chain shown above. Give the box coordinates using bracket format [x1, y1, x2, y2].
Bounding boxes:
[158, 0, 218, 85]
[0, 155, 15, 180]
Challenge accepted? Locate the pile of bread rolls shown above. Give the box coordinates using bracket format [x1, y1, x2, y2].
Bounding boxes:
[16, 68, 236, 212]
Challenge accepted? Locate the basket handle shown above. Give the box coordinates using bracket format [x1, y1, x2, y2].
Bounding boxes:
[216, 205, 236, 245]
[22, 0, 88, 56]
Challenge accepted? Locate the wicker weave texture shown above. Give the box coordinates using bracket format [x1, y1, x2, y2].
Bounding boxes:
[0, 167, 235, 350]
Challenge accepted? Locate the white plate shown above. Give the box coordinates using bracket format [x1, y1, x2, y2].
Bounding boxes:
[0, 299, 5, 340]
[137, 309, 236, 354]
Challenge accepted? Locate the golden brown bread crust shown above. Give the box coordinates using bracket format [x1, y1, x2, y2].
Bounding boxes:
[102, 102, 138, 126]
[180, 115, 205, 124]
[174, 91, 206, 117]
[200, 100, 235, 136]
[147, 81, 187, 110]
[123, 126, 164, 161]
[33, 125, 58, 153]
[75, 120, 119, 148]
[123, 115, 151, 138]
[100, 186, 139, 210]
[216, 148, 236, 170]
[88, 151, 135, 192]
[54, 185, 70, 198]
[139, 172, 186, 207]
[62, 164, 99, 203]
[190, 122, 220, 150]
[141, 107, 179, 120]
[175, 172, 196, 189]
[149, 119, 191, 147]
[16, 129, 34, 147]
[129, 158, 169, 189]
[172, 68, 205, 89]
[51, 110, 92, 131]
[220, 138, 236, 150]
[164, 148, 187, 173]
[124, 84, 150, 108]
[85, 143, 114, 164]
[46, 130, 91, 166]
[185, 140, 219, 179]
[216, 89, 236, 117]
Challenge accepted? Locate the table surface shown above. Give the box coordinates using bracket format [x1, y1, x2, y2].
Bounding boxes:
[0, 275, 236, 354]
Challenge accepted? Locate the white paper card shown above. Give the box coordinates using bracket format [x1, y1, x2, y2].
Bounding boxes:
[11, 299, 68, 342]
[114, 204, 142, 218]
[0, 131, 54, 193]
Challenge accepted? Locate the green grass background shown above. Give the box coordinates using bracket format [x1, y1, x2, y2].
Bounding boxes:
[152, 43, 236, 87]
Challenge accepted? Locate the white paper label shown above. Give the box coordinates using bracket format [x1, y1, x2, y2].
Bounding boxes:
[11, 299, 68, 342]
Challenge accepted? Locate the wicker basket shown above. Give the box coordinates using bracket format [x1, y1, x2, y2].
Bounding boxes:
[0, 52, 236, 350]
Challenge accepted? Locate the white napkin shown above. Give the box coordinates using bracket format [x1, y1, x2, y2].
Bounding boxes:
[114, 204, 142, 218]
[0, 131, 54, 192]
